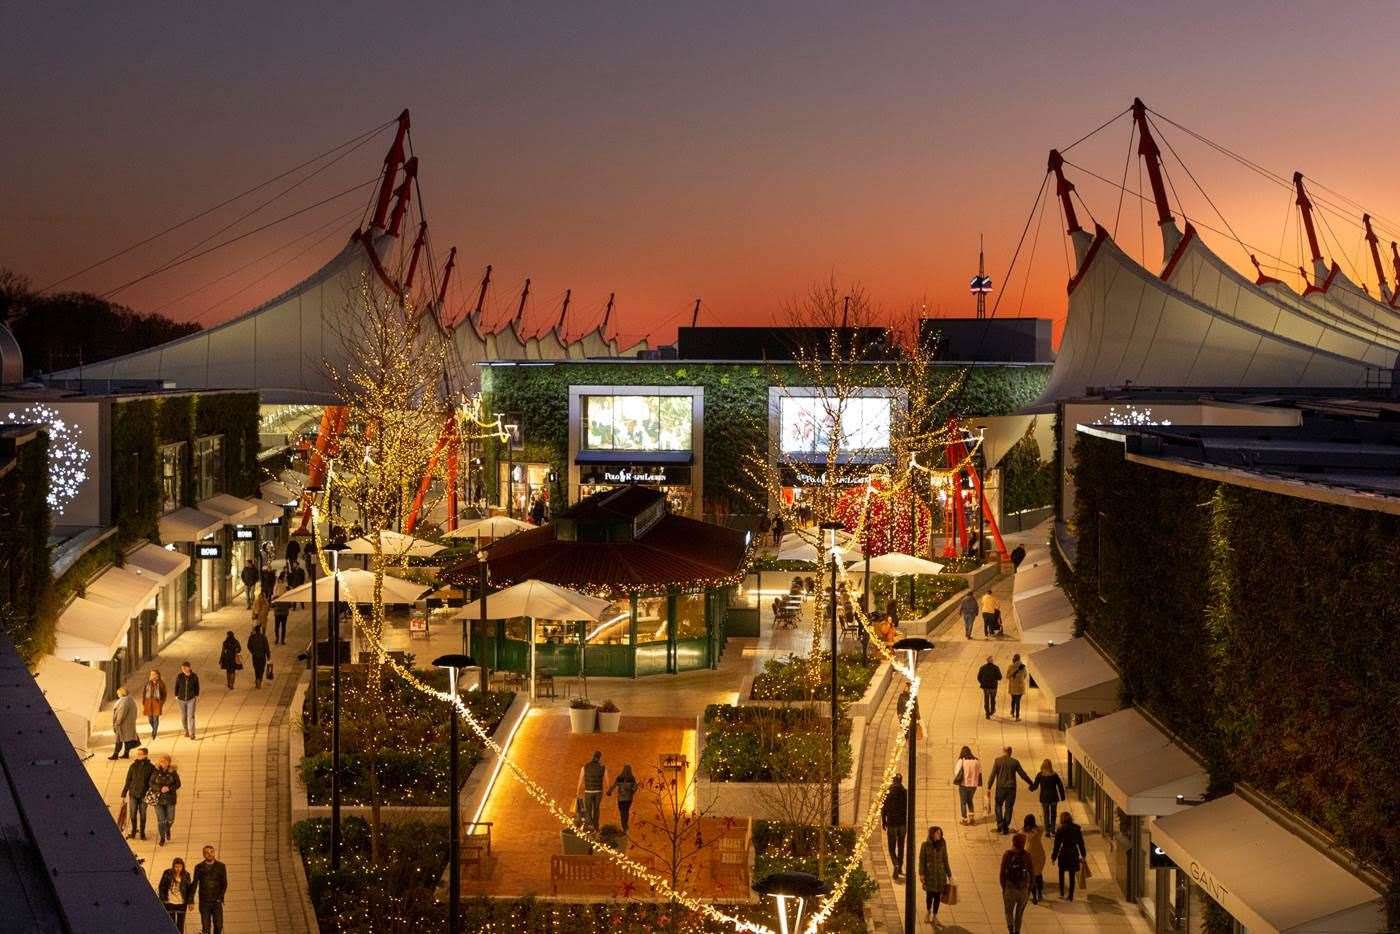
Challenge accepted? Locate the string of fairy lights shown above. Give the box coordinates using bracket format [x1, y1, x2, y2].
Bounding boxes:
[304, 485, 925, 933]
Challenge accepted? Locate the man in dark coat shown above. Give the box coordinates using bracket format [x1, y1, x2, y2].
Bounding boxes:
[174, 661, 200, 739]
[192, 845, 229, 934]
[1010, 544, 1027, 570]
[239, 560, 258, 608]
[284, 537, 301, 566]
[881, 774, 909, 880]
[247, 625, 271, 688]
[120, 747, 155, 840]
[986, 745, 1033, 835]
[976, 655, 1002, 719]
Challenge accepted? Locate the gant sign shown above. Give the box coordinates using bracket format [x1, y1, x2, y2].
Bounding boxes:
[1189, 861, 1229, 905]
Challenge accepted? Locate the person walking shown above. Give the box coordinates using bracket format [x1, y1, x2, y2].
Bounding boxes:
[218, 631, 241, 689]
[174, 661, 200, 739]
[109, 686, 139, 759]
[259, 565, 276, 601]
[952, 746, 982, 825]
[976, 655, 1002, 719]
[1021, 814, 1048, 905]
[979, 590, 999, 638]
[959, 590, 978, 639]
[287, 560, 306, 592]
[191, 845, 228, 934]
[1028, 759, 1067, 831]
[150, 754, 181, 845]
[272, 571, 291, 644]
[882, 774, 908, 880]
[1050, 811, 1087, 900]
[917, 825, 953, 926]
[771, 515, 785, 548]
[606, 764, 639, 833]
[247, 624, 271, 688]
[529, 492, 547, 525]
[1010, 543, 1026, 569]
[159, 857, 194, 932]
[252, 587, 272, 630]
[1005, 654, 1028, 721]
[999, 833, 1035, 934]
[142, 669, 167, 740]
[986, 745, 1031, 835]
[284, 536, 301, 568]
[239, 560, 258, 609]
[120, 747, 154, 840]
[576, 751, 607, 830]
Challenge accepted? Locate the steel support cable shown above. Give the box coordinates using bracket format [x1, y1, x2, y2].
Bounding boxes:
[1113, 122, 1136, 238]
[98, 176, 379, 298]
[36, 117, 397, 294]
[1059, 106, 1133, 155]
[147, 203, 364, 316]
[1147, 113, 1247, 252]
[1018, 179, 1050, 315]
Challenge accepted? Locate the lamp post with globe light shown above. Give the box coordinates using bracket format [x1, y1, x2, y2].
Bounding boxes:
[892, 636, 934, 934]
[433, 652, 476, 934]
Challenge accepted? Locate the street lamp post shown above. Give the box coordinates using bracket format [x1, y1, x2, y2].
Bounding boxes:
[322, 538, 348, 871]
[753, 870, 831, 934]
[433, 653, 475, 934]
[294, 485, 322, 725]
[892, 636, 933, 934]
[975, 425, 988, 566]
[819, 519, 843, 828]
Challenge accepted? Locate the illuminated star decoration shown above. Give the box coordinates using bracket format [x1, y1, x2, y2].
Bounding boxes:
[2, 404, 92, 517]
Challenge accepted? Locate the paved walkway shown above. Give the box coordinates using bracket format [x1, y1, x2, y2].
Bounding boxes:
[856, 532, 1151, 933]
[85, 599, 318, 934]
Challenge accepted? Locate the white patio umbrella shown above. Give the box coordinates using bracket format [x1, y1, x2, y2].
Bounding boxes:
[846, 552, 945, 608]
[453, 580, 611, 700]
[274, 568, 431, 605]
[778, 530, 863, 564]
[343, 529, 445, 558]
[440, 515, 535, 539]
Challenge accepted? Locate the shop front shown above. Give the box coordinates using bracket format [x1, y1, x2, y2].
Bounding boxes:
[568, 385, 704, 518]
[199, 494, 260, 609]
[1150, 792, 1385, 934]
[125, 542, 192, 652]
[158, 506, 225, 620]
[1024, 635, 1122, 732]
[84, 565, 161, 668]
[767, 387, 903, 518]
[499, 462, 553, 519]
[53, 595, 131, 701]
[1065, 708, 1209, 915]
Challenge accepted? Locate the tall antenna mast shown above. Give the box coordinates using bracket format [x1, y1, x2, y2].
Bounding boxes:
[970, 234, 993, 319]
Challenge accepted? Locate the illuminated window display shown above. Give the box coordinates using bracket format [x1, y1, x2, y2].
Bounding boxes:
[582, 394, 692, 452]
[779, 395, 891, 454]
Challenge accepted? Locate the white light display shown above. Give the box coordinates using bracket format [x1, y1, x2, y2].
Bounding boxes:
[1103, 405, 1172, 427]
[2, 404, 91, 517]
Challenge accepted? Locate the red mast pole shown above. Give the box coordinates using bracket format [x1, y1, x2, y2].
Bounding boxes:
[404, 221, 428, 291]
[1131, 99, 1174, 227]
[556, 288, 572, 337]
[386, 157, 419, 237]
[1047, 150, 1082, 235]
[1363, 214, 1390, 298]
[1294, 172, 1325, 275]
[369, 109, 410, 230]
[437, 247, 457, 308]
[472, 265, 492, 326]
[600, 292, 615, 338]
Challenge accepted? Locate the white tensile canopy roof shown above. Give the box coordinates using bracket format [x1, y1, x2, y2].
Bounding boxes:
[441, 515, 534, 539]
[274, 568, 429, 605]
[342, 529, 445, 557]
[33, 654, 108, 753]
[124, 542, 190, 587]
[1032, 227, 1374, 410]
[261, 479, 301, 506]
[1151, 794, 1386, 933]
[158, 507, 224, 543]
[453, 580, 611, 622]
[1066, 708, 1207, 816]
[84, 566, 161, 619]
[53, 597, 130, 661]
[245, 498, 288, 525]
[1025, 637, 1121, 716]
[846, 552, 944, 576]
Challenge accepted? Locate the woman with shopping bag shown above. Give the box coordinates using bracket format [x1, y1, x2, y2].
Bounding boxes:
[917, 825, 954, 925]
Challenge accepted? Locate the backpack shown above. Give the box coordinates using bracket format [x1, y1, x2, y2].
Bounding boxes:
[1004, 851, 1033, 888]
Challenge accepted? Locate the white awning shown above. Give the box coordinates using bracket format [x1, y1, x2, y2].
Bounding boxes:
[1066, 709, 1207, 816]
[1012, 583, 1076, 643]
[84, 566, 160, 619]
[198, 493, 259, 524]
[1025, 638, 1121, 716]
[124, 542, 190, 587]
[33, 654, 107, 752]
[53, 597, 130, 661]
[245, 497, 287, 525]
[159, 507, 224, 543]
[261, 479, 300, 506]
[1151, 794, 1385, 933]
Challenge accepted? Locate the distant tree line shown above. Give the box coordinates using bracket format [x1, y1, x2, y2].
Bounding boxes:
[0, 269, 200, 375]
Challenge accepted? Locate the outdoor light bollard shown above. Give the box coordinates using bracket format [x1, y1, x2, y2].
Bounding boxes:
[754, 870, 830, 934]
[820, 520, 844, 827]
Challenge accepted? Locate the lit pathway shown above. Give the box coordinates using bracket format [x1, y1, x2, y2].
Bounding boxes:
[857, 533, 1151, 933]
[85, 599, 318, 934]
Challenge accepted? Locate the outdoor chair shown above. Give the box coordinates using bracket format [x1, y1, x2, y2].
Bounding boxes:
[461, 821, 495, 880]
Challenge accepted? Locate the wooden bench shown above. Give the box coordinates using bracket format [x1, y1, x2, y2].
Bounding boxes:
[549, 853, 630, 896]
[461, 821, 495, 880]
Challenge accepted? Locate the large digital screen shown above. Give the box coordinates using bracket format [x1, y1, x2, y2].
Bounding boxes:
[582, 395, 693, 452]
[780, 395, 890, 454]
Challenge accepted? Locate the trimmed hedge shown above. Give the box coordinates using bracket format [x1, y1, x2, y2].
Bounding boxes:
[701, 704, 852, 782]
[750, 653, 877, 702]
[294, 816, 447, 933]
[1068, 431, 1400, 919]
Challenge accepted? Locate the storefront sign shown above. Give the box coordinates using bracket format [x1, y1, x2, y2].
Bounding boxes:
[196, 544, 224, 560]
[779, 465, 877, 487]
[579, 464, 691, 486]
[233, 527, 256, 541]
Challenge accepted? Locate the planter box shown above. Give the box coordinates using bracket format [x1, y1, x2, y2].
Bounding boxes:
[903, 588, 971, 637]
[569, 706, 597, 733]
[693, 712, 866, 821]
[739, 660, 891, 722]
[596, 709, 621, 732]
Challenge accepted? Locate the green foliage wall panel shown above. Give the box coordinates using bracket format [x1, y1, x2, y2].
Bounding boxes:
[0, 434, 54, 662]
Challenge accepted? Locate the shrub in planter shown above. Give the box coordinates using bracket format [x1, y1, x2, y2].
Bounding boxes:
[598, 822, 628, 851]
[294, 816, 448, 933]
[701, 705, 852, 782]
[750, 652, 877, 702]
[568, 697, 596, 733]
[596, 699, 621, 732]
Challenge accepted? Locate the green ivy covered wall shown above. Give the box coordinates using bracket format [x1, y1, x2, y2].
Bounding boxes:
[1066, 431, 1400, 920]
[0, 431, 53, 662]
[481, 361, 1049, 514]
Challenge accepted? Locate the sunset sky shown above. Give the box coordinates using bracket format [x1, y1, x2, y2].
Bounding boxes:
[5, 2, 1400, 348]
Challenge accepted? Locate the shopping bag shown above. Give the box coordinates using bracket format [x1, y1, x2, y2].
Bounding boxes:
[266, 661, 275, 681]
[942, 882, 958, 906]
[116, 800, 128, 833]
[1080, 862, 1092, 885]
